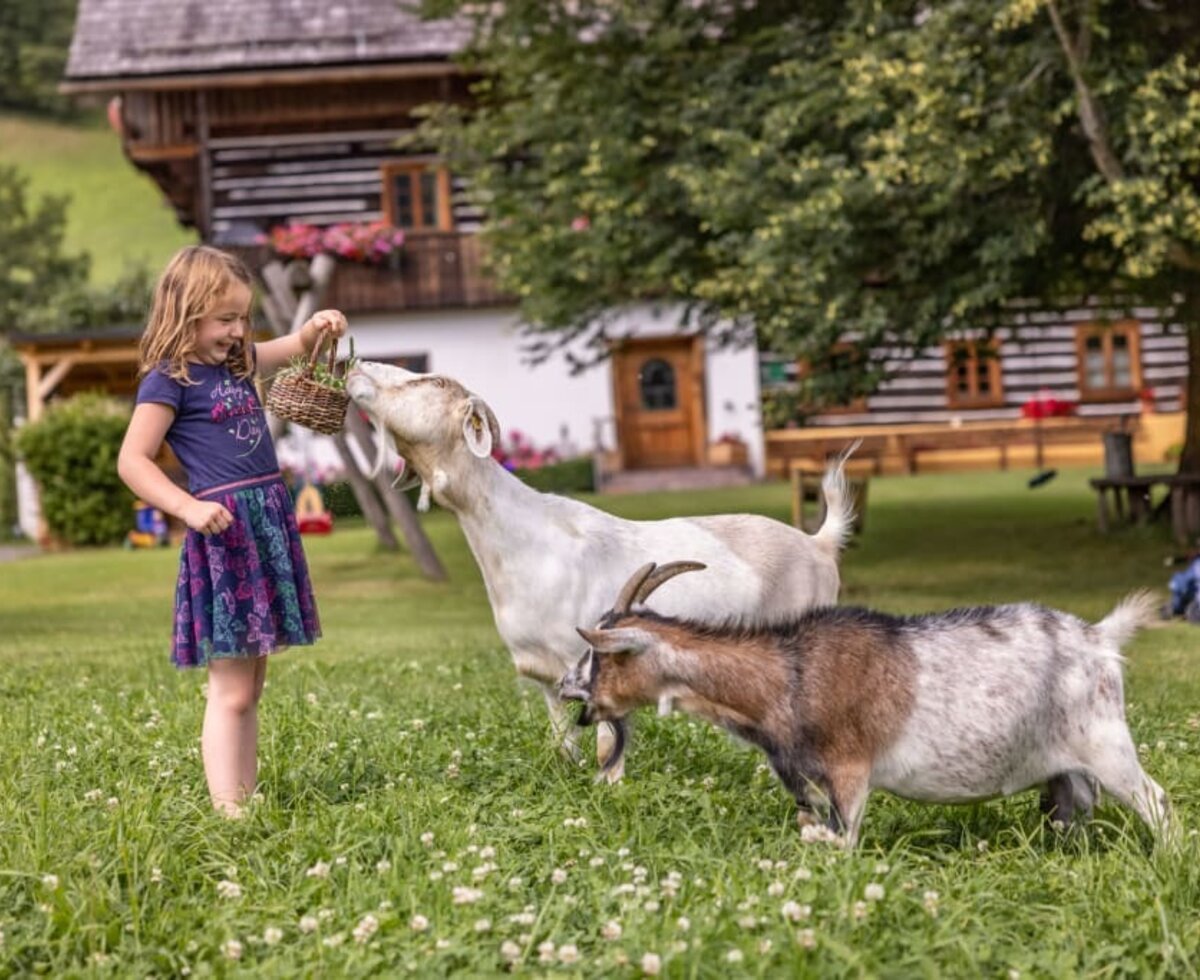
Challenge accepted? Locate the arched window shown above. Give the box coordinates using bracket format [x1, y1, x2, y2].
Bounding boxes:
[639, 358, 677, 410]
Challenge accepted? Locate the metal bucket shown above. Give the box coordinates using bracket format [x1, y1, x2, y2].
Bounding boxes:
[1102, 431, 1134, 479]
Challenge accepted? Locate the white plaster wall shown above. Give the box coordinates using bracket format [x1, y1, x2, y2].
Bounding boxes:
[346, 304, 765, 475]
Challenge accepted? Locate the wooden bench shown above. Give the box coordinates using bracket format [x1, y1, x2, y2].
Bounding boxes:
[897, 417, 1136, 474]
[1090, 473, 1200, 544]
[767, 416, 1137, 477]
[789, 458, 874, 533]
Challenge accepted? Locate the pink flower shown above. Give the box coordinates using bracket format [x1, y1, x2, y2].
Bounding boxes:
[571, 215, 590, 232]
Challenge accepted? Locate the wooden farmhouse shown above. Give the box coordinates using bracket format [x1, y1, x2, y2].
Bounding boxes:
[40, 0, 1187, 490]
[55, 0, 766, 488]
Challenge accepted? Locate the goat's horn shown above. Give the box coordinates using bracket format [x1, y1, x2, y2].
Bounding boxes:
[633, 561, 708, 606]
[612, 562, 657, 615]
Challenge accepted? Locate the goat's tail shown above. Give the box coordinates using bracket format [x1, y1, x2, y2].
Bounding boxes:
[1096, 589, 1159, 651]
[811, 441, 859, 557]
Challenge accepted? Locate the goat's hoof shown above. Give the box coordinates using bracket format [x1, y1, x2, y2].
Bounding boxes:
[595, 765, 625, 785]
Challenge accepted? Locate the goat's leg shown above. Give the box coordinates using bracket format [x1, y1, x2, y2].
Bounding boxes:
[595, 719, 628, 784]
[540, 685, 582, 763]
[825, 763, 871, 849]
[1084, 736, 1172, 840]
[1040, 772, 1097, 827]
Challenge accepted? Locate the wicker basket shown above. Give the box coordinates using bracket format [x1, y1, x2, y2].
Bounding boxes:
[265, 336, 350, 435]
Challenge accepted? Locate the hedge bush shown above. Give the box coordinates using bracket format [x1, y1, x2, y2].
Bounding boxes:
[15, 393, 133, 546]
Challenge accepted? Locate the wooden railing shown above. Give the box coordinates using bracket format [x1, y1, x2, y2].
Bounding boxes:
[233, 233, 510, 314]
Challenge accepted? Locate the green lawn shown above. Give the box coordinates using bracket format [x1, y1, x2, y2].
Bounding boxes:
[1, 469, 1197, 976]
[0, 111, 196, 284]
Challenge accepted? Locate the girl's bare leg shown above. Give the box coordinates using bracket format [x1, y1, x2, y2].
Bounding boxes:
[202, 657, 262, 816]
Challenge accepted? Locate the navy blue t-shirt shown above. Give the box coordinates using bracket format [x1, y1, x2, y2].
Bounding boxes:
[135, 354, 280, 494]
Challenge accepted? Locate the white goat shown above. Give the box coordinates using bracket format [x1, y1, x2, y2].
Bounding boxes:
[559, 562, 1172, 846]
[346, 361, 854, 781]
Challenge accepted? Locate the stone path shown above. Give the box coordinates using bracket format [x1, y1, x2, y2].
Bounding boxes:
[599, 465, 755, 495]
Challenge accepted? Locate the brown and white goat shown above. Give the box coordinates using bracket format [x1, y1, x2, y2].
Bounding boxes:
[558, 562, 1171, 847]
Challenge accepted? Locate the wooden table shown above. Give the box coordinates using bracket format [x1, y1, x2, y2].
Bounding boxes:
[1089, 473, 1200, 544]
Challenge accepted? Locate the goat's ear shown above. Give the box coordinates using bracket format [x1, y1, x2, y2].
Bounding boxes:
[462, 397, 494, 458]
[575, 626, 655, 657]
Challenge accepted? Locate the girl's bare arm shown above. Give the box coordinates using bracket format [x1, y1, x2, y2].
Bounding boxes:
[117, 402, 232, 535]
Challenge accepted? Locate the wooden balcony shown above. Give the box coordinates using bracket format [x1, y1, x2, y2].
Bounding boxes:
[233, 233, 510, 315]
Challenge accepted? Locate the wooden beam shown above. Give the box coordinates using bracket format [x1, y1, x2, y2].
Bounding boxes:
[60, 62, 463, 95]
[36, 356, 78, 403]
[27, 348, 138, 368]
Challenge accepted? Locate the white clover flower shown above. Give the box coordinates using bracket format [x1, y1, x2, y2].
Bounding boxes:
[306, 692, 319, 705]
[852, 900, 868, 920]
[617, 846, 630, 857]
[435, 938, 452, 950]
[299, 915, 319, 934]
[977, 840, 989, 853]
[221, 939, 243, 960]
[334, 856, 347, 867]
[442, 861, 459, 873]
[537, 940, 557, 964]
[420, 832, 435, 846]
[306, 861, 331, 879]
[641, 951, 662, 975]
[89, 952, 110, 966]
[864, 883, 885, 902]
[767, 881, 785, 898]
[613, 883, 636, 896]
[756, 859, 774, 872]
[41, 874, 59, 889]
[737, 915, 757, 930]
[782, 901, 811, 922]
[644, 900, 661, 913]
[590, 856, 606, 868]
[379, 900, 393, 911]
[216, 880, 242, 900]
[558, 944, 580, 964]
[264, 926, 283, 945]
[83, 789, 103, 802]
[758, 938, 773, 954]
[676, 916, 691, 932]
[376, 859, 392, 874]
[551, 868, 568, 885]
[800, 824, 840, 845]
[874, 862, 890, 874]
[472, 863, 497, 880]
[509, 912, 536, 926]
[411, 719, 426, 730]
[452, 886, 483, 905]
[727, 949, 745, 963]
[410, 914, 429, 932]
[353, 914, 379, 944]
[323, 933, 345, 948]
[500, 939, 522, 962]
[602, 920, 623, 941]
[318, 908, 334, 922]
[797, 927, 816, 949]
[150, 868, 163, 884]
[474, 918, 492, 933]
[923, 890, 940, 916]
[479, 846, 496, 860]
[508, 876, 524, 890]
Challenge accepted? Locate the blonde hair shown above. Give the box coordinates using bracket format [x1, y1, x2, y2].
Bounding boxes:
[139, 245, 256, 382]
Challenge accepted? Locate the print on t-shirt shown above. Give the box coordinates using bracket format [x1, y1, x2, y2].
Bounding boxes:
[210, 377, 264, 457]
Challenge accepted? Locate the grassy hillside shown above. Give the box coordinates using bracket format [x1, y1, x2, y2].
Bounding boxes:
[0, 111, 195, 284]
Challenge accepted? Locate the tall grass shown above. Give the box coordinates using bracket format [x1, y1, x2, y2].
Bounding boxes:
[0, 112, 196, 285]
[1, 468, 1197, 976]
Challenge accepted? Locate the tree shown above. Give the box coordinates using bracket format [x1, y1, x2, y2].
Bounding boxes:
[425, 0, 1200, 470]
[0, 0, 78, 116]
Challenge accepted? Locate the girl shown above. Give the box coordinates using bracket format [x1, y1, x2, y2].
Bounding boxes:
[118, 245, 347, 817]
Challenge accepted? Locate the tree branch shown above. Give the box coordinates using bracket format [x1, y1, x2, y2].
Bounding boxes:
[1045, 0, 1125, 184]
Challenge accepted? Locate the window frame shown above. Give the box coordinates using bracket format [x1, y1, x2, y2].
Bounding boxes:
[1074, 321, 1142, 403]
[380, 162, 454, 233]
[944, 338, 1004, 409]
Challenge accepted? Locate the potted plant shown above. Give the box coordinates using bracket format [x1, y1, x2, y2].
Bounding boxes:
[708, 432, 749, 467]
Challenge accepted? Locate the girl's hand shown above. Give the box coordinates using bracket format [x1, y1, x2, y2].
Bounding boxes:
[301, 309, 348, 350]
[183, 499, 234, 536]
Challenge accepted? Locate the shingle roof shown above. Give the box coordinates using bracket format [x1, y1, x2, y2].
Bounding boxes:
[65, 0, 472, 81]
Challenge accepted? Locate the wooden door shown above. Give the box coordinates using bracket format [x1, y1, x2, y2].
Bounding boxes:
[613, 336, 706, 469]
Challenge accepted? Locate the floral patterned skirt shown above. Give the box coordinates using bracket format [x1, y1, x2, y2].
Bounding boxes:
[172, 474, 320, 669]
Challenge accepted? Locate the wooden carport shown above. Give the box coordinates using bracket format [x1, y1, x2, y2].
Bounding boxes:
[9, 328, 142, 420]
